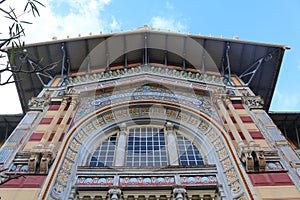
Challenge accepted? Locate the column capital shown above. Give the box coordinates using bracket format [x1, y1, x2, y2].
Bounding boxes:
[166, 122, 174, 132]
[119, 123, 127, 134]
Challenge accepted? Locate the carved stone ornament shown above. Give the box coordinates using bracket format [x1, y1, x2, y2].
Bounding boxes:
[173, 187, 186, 200]
[241, 96, 264, 109]
[28, 97, 50, 110]
[108, 188, 122, 200]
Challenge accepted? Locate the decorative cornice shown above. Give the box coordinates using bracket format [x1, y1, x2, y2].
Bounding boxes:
[65, 64, 225, 87]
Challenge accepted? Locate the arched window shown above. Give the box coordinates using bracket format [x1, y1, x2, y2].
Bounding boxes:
[176, 134, 204, 166]
[89, 126, 204, 167]
[90, 134, 117, 167]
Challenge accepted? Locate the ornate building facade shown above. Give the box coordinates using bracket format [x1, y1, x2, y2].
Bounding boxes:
[0, 27, 300, 199]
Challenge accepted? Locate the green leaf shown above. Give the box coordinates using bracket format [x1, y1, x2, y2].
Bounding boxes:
[33, 0, 45, 7]
[20, 20, 32, 24]
[24, 2, 29, 12]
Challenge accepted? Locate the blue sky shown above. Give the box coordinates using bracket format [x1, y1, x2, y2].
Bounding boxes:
[0, 0, 300, 113]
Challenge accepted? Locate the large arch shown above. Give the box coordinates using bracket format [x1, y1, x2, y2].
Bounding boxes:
[39, 100, 253, 199]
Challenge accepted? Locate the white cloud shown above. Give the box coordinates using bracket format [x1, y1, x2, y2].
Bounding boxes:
[150, 16, 187, 32]
[0, 0, 116, 114]
[110, 16, 121, 31]
[22, 0, 115, 42]
[166, 1, 174, 10]
[271, 90, 300, 111]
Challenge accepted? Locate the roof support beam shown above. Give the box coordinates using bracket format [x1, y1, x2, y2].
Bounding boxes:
[222, 42, 232, 85]
[28, 59, 56, 87]
[182, 36, 187, 70]
[164, 34, 168, 66]
[105, 39, 109, 71]
[144, 32, 148, 65]
[60, 43, 67, 80]
[295, 123, 300, 149]
[201, 39, 207, 73]
[123, 34, 128, 68]
[84, 39, 91, 73]
[239, 48, 278, 86]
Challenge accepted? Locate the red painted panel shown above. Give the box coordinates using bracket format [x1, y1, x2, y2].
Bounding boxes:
[48, 105, 60, 110]
[270, 173, 294, 185]
[0, 175, 46, 188]
[29, 133, 43, 141]
[239, 132, 245, 140]
[48, 132, 55, 141]
[57, 118, 72, 124]
[57, 118, 63, 124]
[249, 173, 271, 186]
[48, 132, 65, 142]
[228, 132, 234, 140]
[233, 104, 244, 109]
[59, 133, 65, 142]
[249, 173, 294, 186]
[40, 118, 53, 124]
[228, 132, 245, 140]
[241, 116, 253, 123]
[250, 131, 264, 139]
[230, 116, 236, 123]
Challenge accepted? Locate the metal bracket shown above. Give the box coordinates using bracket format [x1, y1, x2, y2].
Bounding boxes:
[239, 49, 277, 86]
[60, 43, 68, 80]
[222, 42, 232, 85]
[28, 59, 56, 87]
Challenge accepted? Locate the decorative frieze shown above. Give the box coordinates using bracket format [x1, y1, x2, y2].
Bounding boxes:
[75, 175, 217, 187]
[74, 85, 216, 122]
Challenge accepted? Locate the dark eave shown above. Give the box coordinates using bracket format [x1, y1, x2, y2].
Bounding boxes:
[269, 112, 300, 149]
[0, 114, 24, 145]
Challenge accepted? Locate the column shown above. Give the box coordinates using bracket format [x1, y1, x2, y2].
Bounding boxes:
[39, 97, 68, 147]
[216, 98, 244, 146]
[166, 122, 179, 165]
[114, 123, 127, 166]
[225, 98, 254, 145]
[49, 95, 78, 150]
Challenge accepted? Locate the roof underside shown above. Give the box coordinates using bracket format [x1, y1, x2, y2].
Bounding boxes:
[0, 114, 24, 144]
[8, 28, 286, 113]
[270, 113, 300, 149]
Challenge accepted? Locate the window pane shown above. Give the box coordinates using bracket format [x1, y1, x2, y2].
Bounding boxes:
[126, 127, 168, 167]
[88, 134, 116, 167]
[177, 134, 204, 166]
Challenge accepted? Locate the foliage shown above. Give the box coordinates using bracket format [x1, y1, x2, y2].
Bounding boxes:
[0, 0, 45, 85]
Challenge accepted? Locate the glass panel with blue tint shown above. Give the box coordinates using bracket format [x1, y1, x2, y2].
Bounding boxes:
[89, 134, 117, 167]
[126, 127, 167, 167]
[176, 135, 204, 166]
